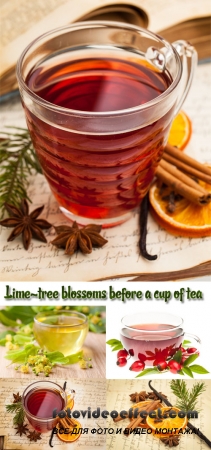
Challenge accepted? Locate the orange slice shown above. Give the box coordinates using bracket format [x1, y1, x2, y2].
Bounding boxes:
[130, 401, 162, 428]
[167, 111, 192, 149]
[146, 407, 187, 436]
[56, 419, 82, 443]
[149, 181, 211, 237]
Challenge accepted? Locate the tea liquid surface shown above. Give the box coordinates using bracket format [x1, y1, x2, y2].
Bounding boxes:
[25, 49, 173, 220]
[121, 323, 184, 365]
[34, 313, 88, 356]
[24, 388, 64, 418]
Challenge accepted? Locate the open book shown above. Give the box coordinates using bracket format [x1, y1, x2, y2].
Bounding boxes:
[0, 0, 211, 96]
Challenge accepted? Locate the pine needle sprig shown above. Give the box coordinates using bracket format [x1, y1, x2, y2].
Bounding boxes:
[6, 400, 25, 425]
[0, 127, 42, 218]
[170, 379, 206, 411]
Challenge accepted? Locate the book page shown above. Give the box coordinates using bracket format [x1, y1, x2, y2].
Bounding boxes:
[0, 64, 210, 281]
[106, 379, 211, 450]
[0, 0, 211, 79]
[0, 378, 106, 449]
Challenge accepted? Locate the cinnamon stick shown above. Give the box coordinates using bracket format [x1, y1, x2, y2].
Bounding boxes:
[124, 400, 160, 433]
[156, 165, 211, 205]
[163, 152, 211, 185]
[165, 144, 211, 178]
[160, 159, 210, 195]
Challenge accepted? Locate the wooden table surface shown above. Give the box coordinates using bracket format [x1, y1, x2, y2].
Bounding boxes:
[0, 332, 105, 380]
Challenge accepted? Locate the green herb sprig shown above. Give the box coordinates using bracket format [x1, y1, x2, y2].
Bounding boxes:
[6, 401, 25, 425]
[0, 127, 41, 218]
[170, 379, 206, 411]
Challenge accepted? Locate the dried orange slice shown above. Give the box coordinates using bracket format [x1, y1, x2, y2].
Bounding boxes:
[167, 111, 192, 149]
[149, 181, 211, 237]
[56, 419, 82, 443]
[146, 407, 187, 436]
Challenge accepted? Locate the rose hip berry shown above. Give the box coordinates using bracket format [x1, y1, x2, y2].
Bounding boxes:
[116, 357, 127, 367]
[129, 361, 145, 372]
[128, 349, 134, 356]
[157, 361, 168, 371]
[117, 349, 129, 359]
[187, 347, 197, 354]
[168, 360, 182, 374]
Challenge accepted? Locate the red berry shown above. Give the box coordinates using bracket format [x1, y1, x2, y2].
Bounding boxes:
[129, 349, 134, 356]
[116, 357, 127, 367]
[181, 347, 187, 353]
[187, 347, 197, 354]
[129, 360, 145, 372]
[138, 353, 147, 362]
[168, 360, 182, 374]
[117, 349, 128, 359]
[157, 361, 168, 371]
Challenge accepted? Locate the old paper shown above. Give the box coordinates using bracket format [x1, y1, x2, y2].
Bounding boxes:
[0, 378, 106, 449]
[0, 64, 211, 281]
[106, 379, 211, 449]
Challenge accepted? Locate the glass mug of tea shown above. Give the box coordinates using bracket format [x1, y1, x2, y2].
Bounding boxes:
[16, 22, 197, 226]
[120, 312, 201, 366]
[33, 310, 88, 356]
[22, 380, 74, 432]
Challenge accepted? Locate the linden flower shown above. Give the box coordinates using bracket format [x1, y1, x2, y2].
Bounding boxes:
[5, 341, 15, 350]
[34, 363, 44, 374]
[28, 355, 37, 365]
[6, 334, 13, 341]
[20, 364, 29, 374]
[42, 355, 50, 365]
[44, 365, 52, 375]
[22, 325, 32, 335]
[90, 315, 100, 325]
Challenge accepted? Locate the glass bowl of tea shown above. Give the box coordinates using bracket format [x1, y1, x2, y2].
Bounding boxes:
[34, 310, 88, 356]
[120, 312, 201, 366]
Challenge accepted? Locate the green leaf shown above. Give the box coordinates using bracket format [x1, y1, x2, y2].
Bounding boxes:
[135, 368, 158, 378]
[111, 343, 123, 351]
[13, 334, 33, 345]
[66, 351, 84, 365]
[0, 311, 19, 327]
[4, 307, 36, 324]
[106, 339, 122, 345]
[0, 331, 16, 340]
[183, 354, 199, 367]
[173, 350, 182, 363]
[178, 369, 184, 375]
[189, 365, 209, 374]
[89, 318, 106, 333]
[182, 367, 194, 378]
[46, 351, 70, 365]
[182, 340, 191, 346]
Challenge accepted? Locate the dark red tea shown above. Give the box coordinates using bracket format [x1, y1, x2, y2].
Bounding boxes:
[25, 52, 174, 222]
[120, 323, 184, 366]
[24, 388, 65, 432]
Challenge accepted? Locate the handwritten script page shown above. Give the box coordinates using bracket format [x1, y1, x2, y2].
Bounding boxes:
[0, 64, 211, 281]
[0, 378, 106, 449]
[106, 379, 211, 450]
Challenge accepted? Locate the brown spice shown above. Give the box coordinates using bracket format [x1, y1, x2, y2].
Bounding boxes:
[160, 435, 180, 447]
[124, 400, 160, 434]
[27, 430, 42, 442]
[13, 392, 22, 403]
[51, 221, 108, 255]
[0, 199, 52, 250]
[15, 423, 29, 436]
[129, 391, 149, 402]
[148, 392, 168, 401]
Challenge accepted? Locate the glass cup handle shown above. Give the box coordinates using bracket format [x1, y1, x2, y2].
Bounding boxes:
[172, 40, 198, 116]
[184, 332, 201, 347]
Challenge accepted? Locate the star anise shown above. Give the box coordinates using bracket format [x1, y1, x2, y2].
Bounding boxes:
[0, 199, 52, 250]
[27, 430, 42, 442]
[13, 392, 22, 403]
[51, 221, 108, 255]
[15, 423, 29, 436]
[148, 392, 168, 401]
[129, 391, 149, 402]
[160, 436, 180, 447]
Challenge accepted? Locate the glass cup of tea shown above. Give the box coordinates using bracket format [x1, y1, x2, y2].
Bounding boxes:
[22, 380, 73, 432]
[16, 21, 197, 227]
[120, 312, 201, 366]
[33, 310, 88, 356]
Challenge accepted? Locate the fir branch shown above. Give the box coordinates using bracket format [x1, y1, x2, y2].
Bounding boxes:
[6, 401, 25, 425]
[0, 127, 42, 218]
[170, 380, 206, 411]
